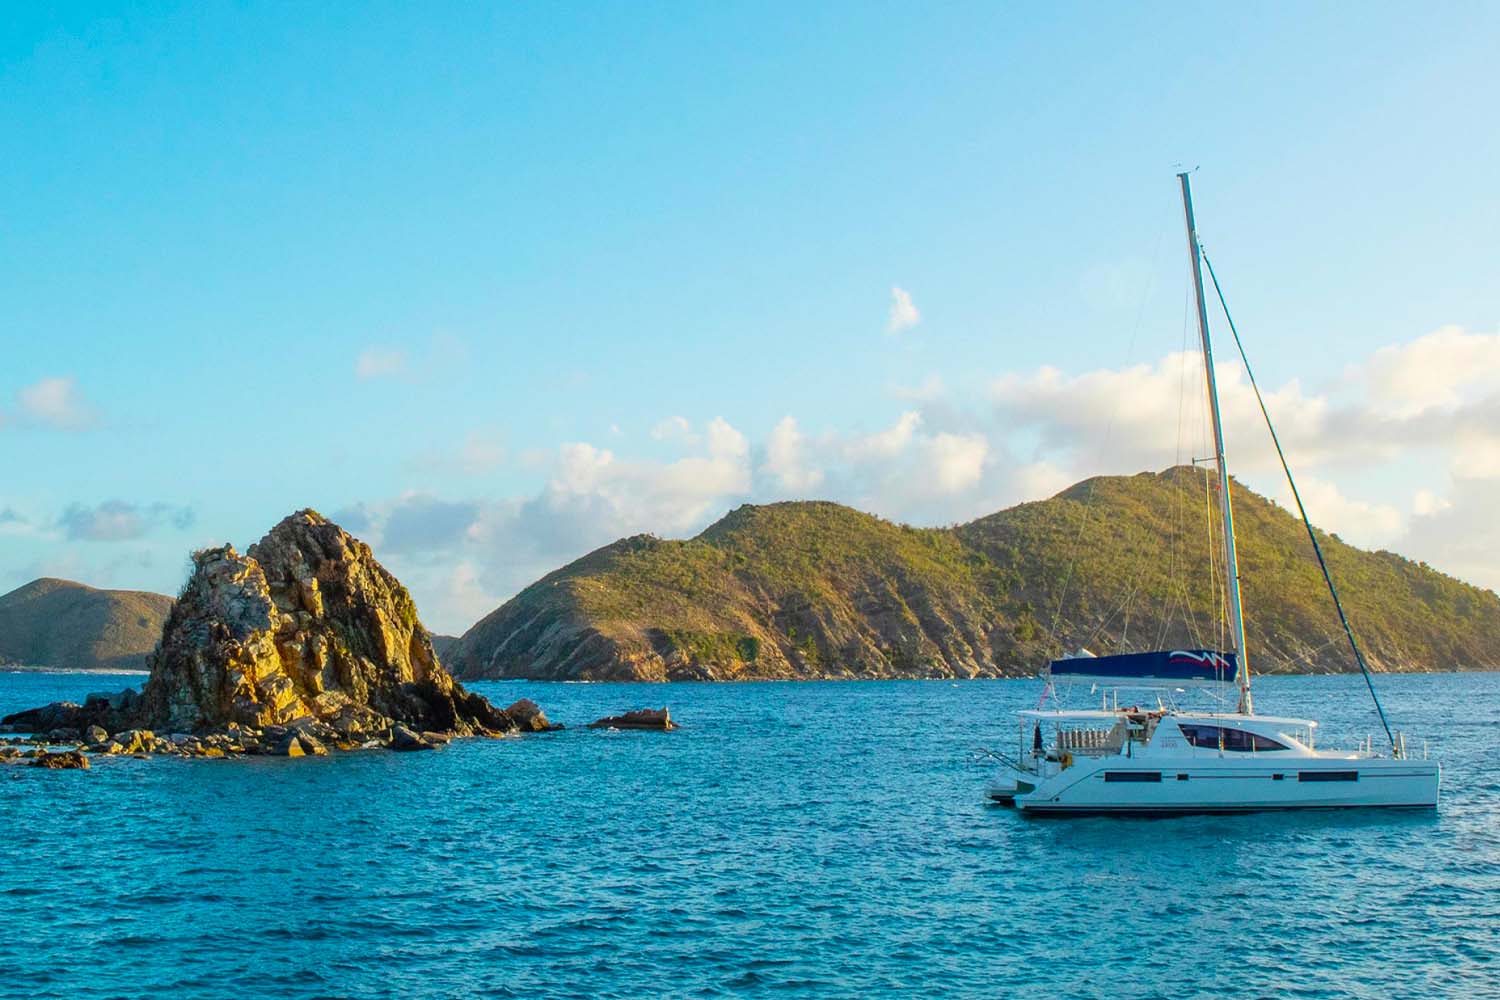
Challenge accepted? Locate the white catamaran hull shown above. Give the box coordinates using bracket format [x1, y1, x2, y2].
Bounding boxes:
[1003, 756, 1439, 815]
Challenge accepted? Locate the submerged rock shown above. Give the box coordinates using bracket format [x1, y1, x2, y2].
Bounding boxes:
[587, 708, 675, 731]
[0, 510, 541, 759]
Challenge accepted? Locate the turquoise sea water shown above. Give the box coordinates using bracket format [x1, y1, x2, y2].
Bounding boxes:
[1, 671, 1496, 999]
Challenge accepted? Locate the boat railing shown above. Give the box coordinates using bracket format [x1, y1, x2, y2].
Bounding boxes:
[1055, 727, 1122, 756]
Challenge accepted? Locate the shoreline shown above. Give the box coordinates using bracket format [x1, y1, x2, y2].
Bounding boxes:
[0, 667, 150, 676]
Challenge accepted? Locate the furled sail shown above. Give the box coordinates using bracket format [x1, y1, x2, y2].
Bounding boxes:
[1048, 649, 1236, 687]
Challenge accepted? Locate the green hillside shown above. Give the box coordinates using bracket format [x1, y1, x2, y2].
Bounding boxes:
[449, 467, 1500, 681]
[0, 578, 175, 671]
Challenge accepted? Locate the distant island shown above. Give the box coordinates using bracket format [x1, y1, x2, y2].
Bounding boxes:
[448, 467, 1500, 681]
[6, 468, 1497, 683]
[0, 578, 173, 672]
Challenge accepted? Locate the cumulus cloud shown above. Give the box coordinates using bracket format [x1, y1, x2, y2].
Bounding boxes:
[380, 496, 482, 554]
[988, 325, 1500, 593]
[1412, 490, 1451, 517]
[15, 377, 96, 430]
[344, 323, 1500, 630]
[329, 502, 375, 534]
[843, 411, 923, 462]
[58, 501, 195, 542]
[650, 415, 696, 443]
[887, 286, 921, 334]
[991, 353, 1342, 475]
[923, 432, 989, 494]
[355, 348, 407, 380]
[764, 416, 824, 492]
[1399, 476, 1500, 593]
[1278, 477, 1403, 550]
[350, 416, 760, 629]
[1361, 326, 1500, 416]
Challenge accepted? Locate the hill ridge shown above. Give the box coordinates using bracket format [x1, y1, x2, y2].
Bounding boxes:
[0, 578, 175, 671]
[449, 467, 1500, 681]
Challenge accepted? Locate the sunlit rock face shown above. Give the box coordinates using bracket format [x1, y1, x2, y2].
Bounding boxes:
[135, 510, 515, 738]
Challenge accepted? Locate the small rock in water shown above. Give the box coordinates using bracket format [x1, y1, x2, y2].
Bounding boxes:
[587, 708, 675, 731]
[505, 699, 561, 732]
[32, 750, 90, 770]
[85, 725, 109, 744]
[272, 731, 328, 757]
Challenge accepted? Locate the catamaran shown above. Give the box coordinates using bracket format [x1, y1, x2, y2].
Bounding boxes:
[987, 173, 1441, 815]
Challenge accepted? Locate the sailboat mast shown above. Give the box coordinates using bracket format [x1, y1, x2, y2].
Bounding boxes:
[1177, 172, 1253, 715]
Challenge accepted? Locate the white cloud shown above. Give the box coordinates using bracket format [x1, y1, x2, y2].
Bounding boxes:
[1013, 460, 1074, 501]
[887, 285, 921, 334]
[705, 417, 748, 460]
[992, 352, 1344, 475]
[843, 410, 922, 462]
[1278, 477, 1403, 549]
[338, 324, 1500, 630]
[650, 415, 695, 443]
[1400, 476, 1500, 593]
[893, 374, 946, 402]
[355, 347, 407, 380]
[922, 432, 988, 494]
[1361, 326, 1500, 416]
[764, 416, 824, 492]
[1412, 489, 1451, 517]
[16, 376, 96, 430]
[58, 500, 196, 542]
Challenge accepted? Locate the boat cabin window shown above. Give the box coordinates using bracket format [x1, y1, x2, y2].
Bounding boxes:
[1177, 723, 1288, 752]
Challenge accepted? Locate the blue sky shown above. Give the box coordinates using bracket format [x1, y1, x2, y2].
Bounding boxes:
[3, 2, 1498, 632]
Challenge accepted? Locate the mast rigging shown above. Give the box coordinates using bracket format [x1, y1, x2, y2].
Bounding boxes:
[1178, 171, 1252, 715]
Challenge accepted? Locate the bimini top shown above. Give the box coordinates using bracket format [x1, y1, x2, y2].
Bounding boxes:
[1048, 649, 1237, 688]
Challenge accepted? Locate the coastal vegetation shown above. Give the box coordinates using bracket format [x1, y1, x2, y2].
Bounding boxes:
[449, 467, 1500, 681]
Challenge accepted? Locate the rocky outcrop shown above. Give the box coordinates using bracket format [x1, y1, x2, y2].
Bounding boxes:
[1, 510, 535, 758]
[587, 708, 675, 731]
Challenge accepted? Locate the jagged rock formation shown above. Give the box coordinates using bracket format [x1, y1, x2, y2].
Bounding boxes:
[2, 510, 531, 755]
[0, 578, 173, 671]
[448, 467, 1500, 682]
